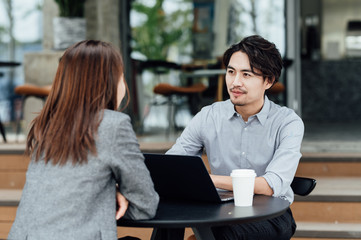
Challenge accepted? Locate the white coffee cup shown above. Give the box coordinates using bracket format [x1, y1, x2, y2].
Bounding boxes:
[231, 169, 256, 207]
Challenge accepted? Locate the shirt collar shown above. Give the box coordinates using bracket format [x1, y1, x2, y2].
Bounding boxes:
[255, 96, 270, 126]
[226, 96, 270, 125]
[226, 100, 237, 120]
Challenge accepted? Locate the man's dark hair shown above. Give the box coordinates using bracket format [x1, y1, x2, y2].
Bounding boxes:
[223, 35, 283, 83]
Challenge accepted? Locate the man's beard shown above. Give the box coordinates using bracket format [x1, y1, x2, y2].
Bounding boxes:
[230, 99, 246, 106]
[229, 87, 247, 106]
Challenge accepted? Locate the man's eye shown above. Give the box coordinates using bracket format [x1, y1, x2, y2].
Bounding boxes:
[227, 70, 234, 74]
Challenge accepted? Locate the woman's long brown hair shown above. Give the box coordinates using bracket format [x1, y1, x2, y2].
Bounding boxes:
[26, 40, 129, 165]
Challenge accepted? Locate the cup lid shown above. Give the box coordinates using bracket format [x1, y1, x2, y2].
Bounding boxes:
[230, 169, 256, 177]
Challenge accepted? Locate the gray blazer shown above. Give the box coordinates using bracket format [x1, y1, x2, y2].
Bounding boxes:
[8, 110, 159, 240]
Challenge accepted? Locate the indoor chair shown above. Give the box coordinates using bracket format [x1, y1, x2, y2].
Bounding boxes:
[137, 59, 207, 137]
[268, 81, 285, 95]
[14, 84, 52, 138]
[291, 176, 317, 196]
[153, 82, 207, 137]
[267, 81, 285, 104]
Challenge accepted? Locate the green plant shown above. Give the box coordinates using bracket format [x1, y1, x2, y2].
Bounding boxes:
[131, 0, 192, 61]
[54, 0, 86, 18]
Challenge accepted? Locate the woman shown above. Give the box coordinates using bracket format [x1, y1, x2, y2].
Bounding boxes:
[8, 40, 159, 240]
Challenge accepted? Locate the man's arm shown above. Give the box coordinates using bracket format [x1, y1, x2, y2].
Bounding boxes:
[166, 110, 205, 156]
[210, 174, 274, 196]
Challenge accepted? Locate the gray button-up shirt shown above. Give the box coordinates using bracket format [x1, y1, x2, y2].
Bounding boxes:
[167, 96, 304, 203]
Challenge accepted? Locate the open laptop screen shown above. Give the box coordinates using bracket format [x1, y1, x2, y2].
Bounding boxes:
[143, 153, 233, 203]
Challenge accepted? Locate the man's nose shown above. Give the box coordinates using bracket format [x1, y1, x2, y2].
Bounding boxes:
[232, 73, 243, 86]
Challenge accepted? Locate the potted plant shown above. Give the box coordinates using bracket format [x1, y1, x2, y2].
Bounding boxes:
[53, 0, 87, 50]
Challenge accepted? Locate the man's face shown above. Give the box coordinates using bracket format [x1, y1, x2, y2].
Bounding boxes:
[225, 51, 272, 112]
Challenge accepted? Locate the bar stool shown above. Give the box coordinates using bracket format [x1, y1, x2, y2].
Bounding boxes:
[14, 84, 52, 138]
[268, 81, 285, 95]
[153, 82, 207, 137]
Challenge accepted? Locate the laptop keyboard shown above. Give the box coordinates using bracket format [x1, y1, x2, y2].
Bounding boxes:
[218, 190, 234, 201]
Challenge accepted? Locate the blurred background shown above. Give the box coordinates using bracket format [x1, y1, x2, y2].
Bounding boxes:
[0, 0, 361, 142]
[2, 1, 361, 239]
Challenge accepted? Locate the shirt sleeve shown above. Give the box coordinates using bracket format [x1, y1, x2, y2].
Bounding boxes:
[262, 114, 304, 198]
[166, 109, 205, 157]
[109, 116, 159, 220]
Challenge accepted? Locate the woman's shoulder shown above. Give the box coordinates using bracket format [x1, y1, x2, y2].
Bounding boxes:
[98, 110, 133, 135]
[103, 109, 130, 122]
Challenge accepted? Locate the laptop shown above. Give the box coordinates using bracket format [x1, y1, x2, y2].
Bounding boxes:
[143, 153, 234, 203]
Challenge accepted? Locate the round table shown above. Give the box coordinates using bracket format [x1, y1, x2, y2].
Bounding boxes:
[118, 195, 290, 240]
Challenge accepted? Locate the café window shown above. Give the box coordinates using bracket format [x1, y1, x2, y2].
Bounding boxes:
[301, 0, 361, 122]
[0, 0, 42, 140]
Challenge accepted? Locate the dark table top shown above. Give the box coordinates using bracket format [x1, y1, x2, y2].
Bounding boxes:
[118, 195, 290, 229]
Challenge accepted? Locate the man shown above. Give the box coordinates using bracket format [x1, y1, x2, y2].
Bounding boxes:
[167, 35, 304, 239]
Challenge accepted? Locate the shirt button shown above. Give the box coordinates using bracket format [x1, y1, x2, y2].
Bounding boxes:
[244, 128, 247, 131]
[242, 152, 245, 155]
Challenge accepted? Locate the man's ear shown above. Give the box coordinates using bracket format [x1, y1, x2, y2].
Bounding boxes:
[265, 77, 275, 90]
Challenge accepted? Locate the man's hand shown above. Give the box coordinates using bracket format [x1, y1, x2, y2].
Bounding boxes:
[210, 174, 233, 191]
[210, 174, 274, 196]
[254, 177, 274, 196]
[116, 189, 129, 220]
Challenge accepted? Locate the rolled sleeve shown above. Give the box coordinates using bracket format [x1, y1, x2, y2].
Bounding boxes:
[263, 116, 304, 200]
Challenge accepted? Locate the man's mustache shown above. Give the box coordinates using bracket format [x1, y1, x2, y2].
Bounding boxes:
[230, 87, 247, 94]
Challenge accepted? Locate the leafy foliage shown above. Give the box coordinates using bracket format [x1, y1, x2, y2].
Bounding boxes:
[131, 0, 192, 61]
